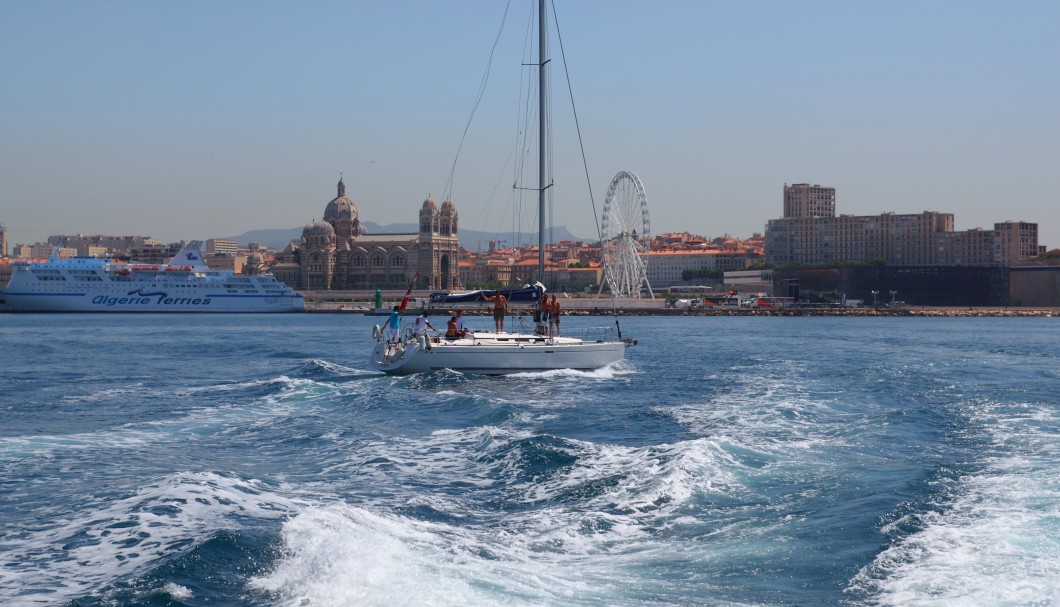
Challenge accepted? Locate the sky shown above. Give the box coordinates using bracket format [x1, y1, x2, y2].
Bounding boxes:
[2, 0, 1058, 250]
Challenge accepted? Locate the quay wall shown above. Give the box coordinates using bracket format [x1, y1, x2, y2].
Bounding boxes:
[299, 291, 1058, 317]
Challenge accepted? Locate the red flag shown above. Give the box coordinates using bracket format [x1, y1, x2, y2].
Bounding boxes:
[398, 272, 420, 312]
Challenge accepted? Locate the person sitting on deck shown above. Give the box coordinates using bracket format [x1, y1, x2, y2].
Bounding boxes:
[455, 309, 470, 338]
[480, 291, 509, 333]
[445, 316, 460, 339]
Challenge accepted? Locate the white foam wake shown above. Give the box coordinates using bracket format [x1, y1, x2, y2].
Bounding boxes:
[0, 471, 305, 605]
[251, 502, 677, 607]
[850, 398, 1060, 606]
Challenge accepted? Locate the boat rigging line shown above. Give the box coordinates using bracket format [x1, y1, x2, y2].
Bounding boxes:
[441, 0, 514, 205]
[551, 0, 620, 321]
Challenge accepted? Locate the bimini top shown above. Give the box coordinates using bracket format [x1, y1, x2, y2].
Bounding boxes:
[428, 283, 543, 305]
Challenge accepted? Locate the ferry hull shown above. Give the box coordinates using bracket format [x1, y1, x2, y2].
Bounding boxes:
[0, 291, 304, 313]
[0, 242, 305, 313]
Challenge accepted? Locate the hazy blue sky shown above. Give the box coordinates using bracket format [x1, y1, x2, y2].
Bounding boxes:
[2, 0, 1058, 249]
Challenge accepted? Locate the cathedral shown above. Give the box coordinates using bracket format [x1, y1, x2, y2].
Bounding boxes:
[267, 178, 461, 291]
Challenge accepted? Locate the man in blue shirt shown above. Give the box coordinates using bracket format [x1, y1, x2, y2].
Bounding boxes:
[388, 306, 401, 343]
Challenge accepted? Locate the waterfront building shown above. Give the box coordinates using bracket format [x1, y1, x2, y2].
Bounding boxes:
[645, 250, 759, 288]
[723, 269, 774, 296]
[765, 184, 1039, 267]
[269, 178, 461, 291]
[783, 183, 835, 219]
[205, 239, 239, 256]
[129, 243, 184, 265]
[25, 243, 77, 259]
[47, 234, 160, 256]
[994, 221, 1041, 264]
[773, 265, 1010, 306]
[242, 243, 271, 276]
[0, 224, 7, 258]
[204, 254, 245, 273]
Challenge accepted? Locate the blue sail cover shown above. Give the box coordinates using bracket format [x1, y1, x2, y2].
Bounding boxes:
[428, 285, 543, 305]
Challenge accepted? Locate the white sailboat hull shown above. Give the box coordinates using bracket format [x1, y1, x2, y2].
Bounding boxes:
[370, 333, 626, 375]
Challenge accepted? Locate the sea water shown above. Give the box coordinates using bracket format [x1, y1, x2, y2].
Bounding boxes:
[0, 313, 1057, 606]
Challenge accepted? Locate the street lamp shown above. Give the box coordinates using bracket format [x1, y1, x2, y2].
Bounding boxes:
[871, 290, 879, 308]
[890, 290, 897, 305]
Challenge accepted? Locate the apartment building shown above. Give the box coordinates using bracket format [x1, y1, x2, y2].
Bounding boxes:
[47, 234, 159, 256]
[783, 183, 835, 219]
[205, 239, 239, 256]
[765, 184, 1038, 267]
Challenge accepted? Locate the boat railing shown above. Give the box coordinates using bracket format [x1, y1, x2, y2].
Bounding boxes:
[500, 314, 619, 343]
[578, 325, 619, 343]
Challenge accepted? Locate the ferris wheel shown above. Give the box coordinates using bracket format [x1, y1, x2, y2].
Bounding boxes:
[600, 170, 653, 298]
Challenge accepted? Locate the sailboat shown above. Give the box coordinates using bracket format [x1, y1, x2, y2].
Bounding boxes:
[369, 0, 634, 375]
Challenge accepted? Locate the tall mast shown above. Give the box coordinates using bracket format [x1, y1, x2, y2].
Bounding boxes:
[537, 0, 548, 284]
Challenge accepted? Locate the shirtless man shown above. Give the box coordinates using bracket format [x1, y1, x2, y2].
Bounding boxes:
[536, 292, 550, 335]
[549, 294, 561, 336]
[481, 291, 509, 333]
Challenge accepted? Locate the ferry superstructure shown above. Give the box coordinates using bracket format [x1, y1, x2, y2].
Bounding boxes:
[0, 242, 304, 313]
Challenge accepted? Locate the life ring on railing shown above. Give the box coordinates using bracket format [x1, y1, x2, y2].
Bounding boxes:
[372, 324, 382, 341]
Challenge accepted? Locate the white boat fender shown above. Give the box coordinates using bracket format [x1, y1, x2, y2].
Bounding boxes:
[372, 325, 382, 341]
[418, 335, 432, 350]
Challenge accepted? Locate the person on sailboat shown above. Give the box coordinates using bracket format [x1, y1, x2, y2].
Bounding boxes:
[445, 316, 460, 339]
[480, 291, 509, 333]
[550, 294, 561, 337]
[411, 311, 432, 345]
[455, 309, 469, 338]
[536, 292, 550, 335]
[387, 305, 401, 343]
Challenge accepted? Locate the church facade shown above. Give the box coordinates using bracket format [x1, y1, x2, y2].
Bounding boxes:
[268, 178, 461, 291]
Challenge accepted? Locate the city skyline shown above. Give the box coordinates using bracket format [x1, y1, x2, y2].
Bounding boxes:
[2, 1, 1057, 250]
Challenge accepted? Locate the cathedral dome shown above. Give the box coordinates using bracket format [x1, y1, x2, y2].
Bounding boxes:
[324, 177, 358, 221]
[421, 196, 437, 212]
[302, 220, 335, 241]
[440, 198, 456, 213]
[325, 197, 357, 221]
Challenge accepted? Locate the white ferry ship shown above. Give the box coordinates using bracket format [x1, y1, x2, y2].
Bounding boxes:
[0, 242, 304, 313]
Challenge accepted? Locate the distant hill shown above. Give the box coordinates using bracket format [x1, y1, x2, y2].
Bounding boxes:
[226, 222, 590, 251]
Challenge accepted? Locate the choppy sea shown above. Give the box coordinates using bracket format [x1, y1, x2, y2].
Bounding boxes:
[1, 313, 1058, 606]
